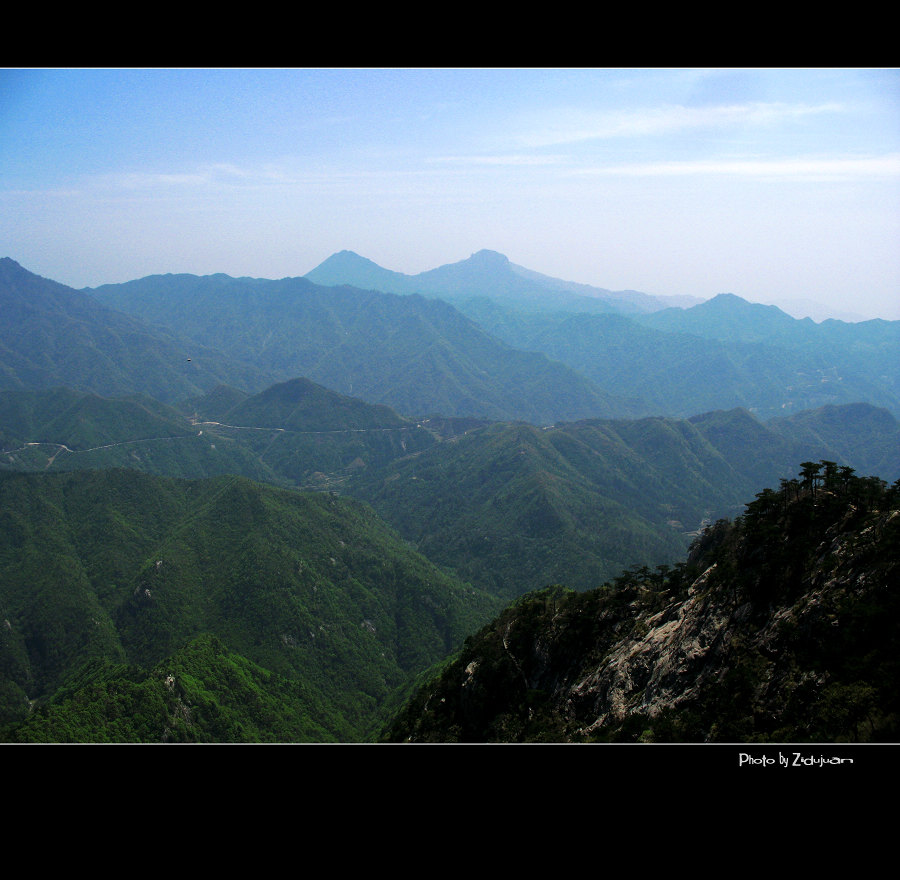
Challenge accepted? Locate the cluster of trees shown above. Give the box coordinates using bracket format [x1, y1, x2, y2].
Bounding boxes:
[744, 460, 896, 524]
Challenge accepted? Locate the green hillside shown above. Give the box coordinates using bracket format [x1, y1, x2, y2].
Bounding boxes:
[180, 384, 250, 422]
[0, 387, 192, 449]
[0, 469, 501, 741]
[4, 634, 340, 743]
[347, 407, 881, 598]
[0, 383, 437, 490]
[221, 377, 410, 431]
[5, 382, 895, 606]
[0, 387, 281, 484]
[183, 377, 440, 490]
[768, 403, 900, 482]
[349, 420, 690, 597]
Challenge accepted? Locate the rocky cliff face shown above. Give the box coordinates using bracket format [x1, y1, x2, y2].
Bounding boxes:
[385, 466, 899, 743]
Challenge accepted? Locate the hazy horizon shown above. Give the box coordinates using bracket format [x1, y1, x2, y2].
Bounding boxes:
[2, 67, 898, 320]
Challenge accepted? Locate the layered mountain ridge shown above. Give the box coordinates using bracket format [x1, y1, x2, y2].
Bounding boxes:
[1, 250, 897, 743]
[305, 248, 685, 314]
[5, 253, 898, 424]
[83, 265, 638, 424]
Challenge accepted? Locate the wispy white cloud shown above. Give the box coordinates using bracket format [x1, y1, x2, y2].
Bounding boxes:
[426, 154, 568, 167]
[571, 153, 900, 180]
[115, 172, 212, 189]
[90, 163, 313, 191]
[512, 101, 846, 148]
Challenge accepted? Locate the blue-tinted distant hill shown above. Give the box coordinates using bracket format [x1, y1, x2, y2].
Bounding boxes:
[307, 251, 899, 420]
[88, 270, 640, 423]
[639, 292, 822, 343]
[463, 293, 900, 420]
[306, 248, 701, 314]
[0, 258, 272, 403]
[638, 292, 900, 382]
[640, 290, 898, 339]
[638, 294, 900, 414]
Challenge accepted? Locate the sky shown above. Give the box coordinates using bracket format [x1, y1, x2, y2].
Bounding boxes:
[2, 67, 899, 320]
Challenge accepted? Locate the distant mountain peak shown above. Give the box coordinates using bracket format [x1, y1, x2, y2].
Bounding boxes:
[430, 249, 515, 281]
[304, 251, 412, 292]
[1, 257, 43, 283]
[317, 250, 384, 270]
[705, 293, 753, 308]
[466, 249, 510, 267]
[704, 293, 788, 316]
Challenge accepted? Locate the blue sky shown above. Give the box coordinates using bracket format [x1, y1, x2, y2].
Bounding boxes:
[2, 67, 899, 319]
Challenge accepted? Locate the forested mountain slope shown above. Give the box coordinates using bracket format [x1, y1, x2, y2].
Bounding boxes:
[3, 634, 342, 743]
[768, 403, 900, 482]
[4, 380, 896, 603]
[0, 469, 501, 741]
[385, 464, 900, 743]
[188, 377, 439, 489]
[0, 381, 440, 490]
[0, 387, 283, 484]
[350, 404, 900, 597]
[461, 297, 900, 420]
[0, 387, 192, 450]
[0, 258, 269, 402]
[86, 271, 638, 423]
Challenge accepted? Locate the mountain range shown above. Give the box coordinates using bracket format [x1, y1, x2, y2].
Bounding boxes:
[307, 250, 900, 420]
[83, 266, 637, 424]
[305, 248, 703, 314]
[0, 249, 897, 743]
[5, 252, 898, 424]
[4, 380, 897, 600]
